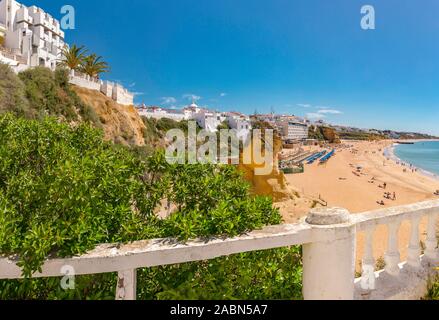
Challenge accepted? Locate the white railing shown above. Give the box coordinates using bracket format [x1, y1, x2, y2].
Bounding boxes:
[353, 201, 439, 299]
[0, 46, 27, 65]
[0, 200, 438, 300]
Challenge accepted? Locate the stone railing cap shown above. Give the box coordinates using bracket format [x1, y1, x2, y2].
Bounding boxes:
[306, 207, 350, 225]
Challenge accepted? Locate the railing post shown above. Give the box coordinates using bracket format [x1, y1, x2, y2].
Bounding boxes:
[407, 216, 421, 268]
[302, 207, 356, 300]
[425, 212, 438, 261]
[116, 269, 137, 300]
[385, 221, 401, 276]
[361, 226, 376, 290]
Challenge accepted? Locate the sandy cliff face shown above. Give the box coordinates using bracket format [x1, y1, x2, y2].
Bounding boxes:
[322, 127, 341, 144]
[237, 133, 294, 202]
[71, 86, 145, 146]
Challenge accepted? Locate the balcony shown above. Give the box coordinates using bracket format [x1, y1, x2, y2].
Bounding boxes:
[0, 200, 438, 300]
[0, 46, 28, 65]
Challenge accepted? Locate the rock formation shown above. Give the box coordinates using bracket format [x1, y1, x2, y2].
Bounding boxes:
[72, 86, 146, 146]
[237, 131, 294, 202]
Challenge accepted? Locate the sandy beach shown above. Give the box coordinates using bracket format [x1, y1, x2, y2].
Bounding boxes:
[279, 140, 439, 269]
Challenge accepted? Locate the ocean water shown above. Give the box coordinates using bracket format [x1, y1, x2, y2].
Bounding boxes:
[394, 141, 439, 175]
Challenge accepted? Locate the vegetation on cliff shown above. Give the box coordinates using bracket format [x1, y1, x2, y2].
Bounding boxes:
[0, 64, 100, 125]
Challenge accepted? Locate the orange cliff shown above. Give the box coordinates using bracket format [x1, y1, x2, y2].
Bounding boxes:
[72, 85, 146, 146]
[237, 132, 294, 202]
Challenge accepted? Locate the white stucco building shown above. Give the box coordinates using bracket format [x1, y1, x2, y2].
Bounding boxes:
[0, 0, 65, 71]
[0, 0, 135, 106]
[192, 108, 223, 133]
[225, 112, 252, 140]
[138, 102, 230, 133]
[137, 105, 185, 121]
[279, 121, 309, 141]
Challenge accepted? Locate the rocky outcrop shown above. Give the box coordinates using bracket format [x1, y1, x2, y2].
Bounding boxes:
[72, 86, 145, 146]
[237, 132, 294, 202]
[322, 127, 341, 144]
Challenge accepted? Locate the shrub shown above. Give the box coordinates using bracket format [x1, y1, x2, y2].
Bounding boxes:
[11, 66, 100, 125]
[0, 63, 32, 118]
[426, 276, 439, 300]
[0, 114, 160, 276]
[0, 114, 302, 299]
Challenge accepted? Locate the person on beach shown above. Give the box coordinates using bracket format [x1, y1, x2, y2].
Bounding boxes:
[393, 192, 396, 201]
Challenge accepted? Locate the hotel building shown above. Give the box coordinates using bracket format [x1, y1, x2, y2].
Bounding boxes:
[279, 121, 309, 141]
[0, 0, 65, 70]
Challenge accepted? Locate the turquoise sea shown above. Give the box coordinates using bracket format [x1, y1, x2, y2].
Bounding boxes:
[394, 141, 439, 175]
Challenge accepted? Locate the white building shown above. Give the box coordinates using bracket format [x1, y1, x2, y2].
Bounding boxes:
[137, 105, 185, 121]
[0, 0, 65, 71]
[138, 102, 230, 133]
[225, 112, 252, 140]
[279, 121, 309, 141]
[193, 111, 220, 132]
[0, 1, 135, 106]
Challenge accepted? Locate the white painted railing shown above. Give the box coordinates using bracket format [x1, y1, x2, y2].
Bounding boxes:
[0, 200, 438, 300]
[353, 201, 439, 299]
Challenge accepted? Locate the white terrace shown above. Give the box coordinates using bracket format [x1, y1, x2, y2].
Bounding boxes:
[0, 200, 438, 300]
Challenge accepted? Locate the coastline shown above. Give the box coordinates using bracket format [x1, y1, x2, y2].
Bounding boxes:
[385, 142, 439, 183]
[283, 139, 439, 217]
[279, 139, 439, 268]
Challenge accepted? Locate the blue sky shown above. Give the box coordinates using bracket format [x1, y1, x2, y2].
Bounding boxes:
[22, 0, 439, 134]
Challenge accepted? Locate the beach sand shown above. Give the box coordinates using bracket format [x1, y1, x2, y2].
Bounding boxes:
[279, 140, 439, 270]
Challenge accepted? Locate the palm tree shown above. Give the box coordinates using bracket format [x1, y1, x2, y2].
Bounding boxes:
[80, 54, 110, 79]
[59, 44, 87, 71]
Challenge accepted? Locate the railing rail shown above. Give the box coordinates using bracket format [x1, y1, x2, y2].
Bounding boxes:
[0, 200, 438, 300]
[352, 200, 439, 230]
[0, 223, 314, 280]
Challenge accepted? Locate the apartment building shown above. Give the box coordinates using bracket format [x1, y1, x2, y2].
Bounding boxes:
[279, 121, 309, 141]
[0, 0, 65, 70]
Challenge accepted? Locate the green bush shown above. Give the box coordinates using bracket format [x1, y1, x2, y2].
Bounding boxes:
[0, 63, 32, 118]
[0, 114, 160, 276]
[142, 116, 198, 141]
[0, 63, 100, 126]
[17, 67, 100, 125]
[0, 114, 302, 299]
[426, 277, 439, 300]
